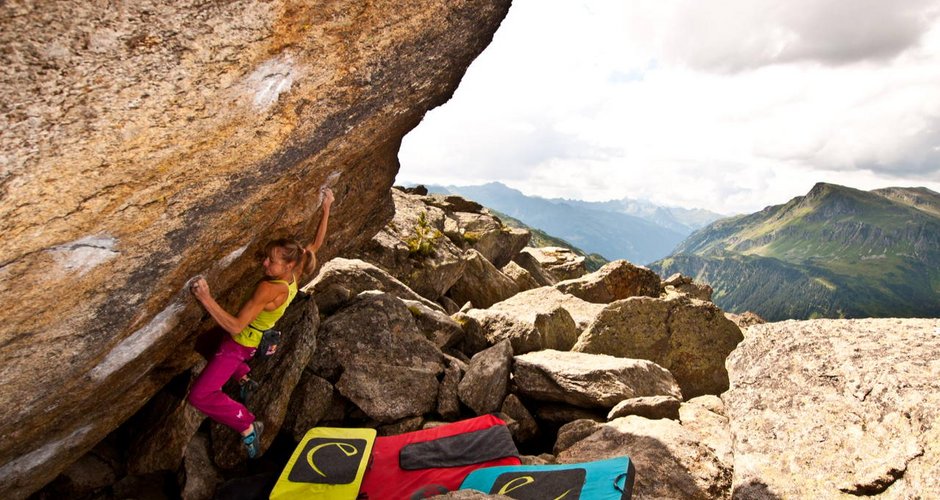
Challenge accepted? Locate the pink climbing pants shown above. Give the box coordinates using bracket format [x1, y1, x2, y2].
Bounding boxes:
[188, 336, 256, 433]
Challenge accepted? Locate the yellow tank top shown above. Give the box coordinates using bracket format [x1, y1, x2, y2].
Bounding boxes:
[233, 277, 298, 348]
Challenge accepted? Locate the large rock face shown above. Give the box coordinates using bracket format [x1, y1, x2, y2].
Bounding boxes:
[725, 318, 940, 498]
[573, 294, 743, 398]
[0, 1, 510, 496]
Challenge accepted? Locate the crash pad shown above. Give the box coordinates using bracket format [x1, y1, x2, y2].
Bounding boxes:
[459, 456, 636, 499]
[358, 415, 521, 499]
[270, 427, 376, 500]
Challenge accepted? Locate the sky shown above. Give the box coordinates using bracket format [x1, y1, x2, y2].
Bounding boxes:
[397, 0, 940, 215]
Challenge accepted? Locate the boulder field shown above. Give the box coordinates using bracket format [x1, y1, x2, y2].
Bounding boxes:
[24, 187, 940, 500]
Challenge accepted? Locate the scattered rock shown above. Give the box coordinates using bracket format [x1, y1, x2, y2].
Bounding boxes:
[511, 250, 557, 286]
[452, 312, 489, 357]
[557, 416, 732, 499]
[179, 434, 223, 500]
[311, 292, 443, 382]
[607, 396, 681, 421]
[520, 454, 556, 466]
[126, 368, 207, 475]
[399, 185, 429, 196]
[500, 395, 539, 443]
[662, 273, 713, 301]
[489, 286, 605, 330]
[447, 211, 530, 268]
[309, 258, 444, 315]
[533, 404, 607, 425]
[425, 194, 485, 214]
[723, 311, 766, 330]
[725, 318, 940, 497]
[465, 305, 579, 355]
[447, 249, 519, 309]
[554, 419, 603, 455]
[337, 362, 440, 424]
[377, 416, 426, 436]
[437, 355, 466, 421]
[555, 260, 662, 303]
[458, 341, 514, 415]
[352, 190, 467, 301]
[512, 350, 682, 409]
[402, 298, 465, 349]
[500, 261, 540, 292]
[438, 295, 462, 315]
[574, 294, 742, 398]
[286, 371, 335, 441]
[518, 247, 587, 282]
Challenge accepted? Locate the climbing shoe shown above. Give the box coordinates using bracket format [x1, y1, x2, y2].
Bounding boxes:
[239, 377, 260, 403]
[243, 421, 264, 459]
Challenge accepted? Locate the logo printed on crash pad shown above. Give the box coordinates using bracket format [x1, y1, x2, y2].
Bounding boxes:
[490, 469, 586, 500]
[287, 438, 367, 484]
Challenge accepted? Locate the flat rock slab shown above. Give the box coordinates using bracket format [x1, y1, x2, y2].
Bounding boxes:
[725, 318, 940, 498]
[512, 350, 682, 409]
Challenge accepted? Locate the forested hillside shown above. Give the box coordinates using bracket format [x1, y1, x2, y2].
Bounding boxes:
[652, 183, 940, 320]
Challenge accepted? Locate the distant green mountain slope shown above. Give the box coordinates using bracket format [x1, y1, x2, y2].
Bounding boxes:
[651, 183, 940, 320]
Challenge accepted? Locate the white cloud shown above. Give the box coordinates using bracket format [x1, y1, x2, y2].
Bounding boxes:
[398, 0, 940, 214]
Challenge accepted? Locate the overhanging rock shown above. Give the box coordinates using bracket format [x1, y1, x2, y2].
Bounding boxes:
[0, 1, 511, 497]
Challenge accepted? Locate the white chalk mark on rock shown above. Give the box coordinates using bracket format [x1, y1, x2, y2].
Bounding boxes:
[217, 245, 248, 269]
[89, 302, 185, 381]
[245, 54, 297, 110]
[50, 235, 119, 276]
[0, 425, 92, 483]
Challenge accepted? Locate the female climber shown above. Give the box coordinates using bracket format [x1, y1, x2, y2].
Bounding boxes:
[188, 188, 334, 458]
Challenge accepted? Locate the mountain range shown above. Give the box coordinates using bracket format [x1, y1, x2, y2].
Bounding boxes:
[651, 183, 940, 320]
[421, 182, 725, 265]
